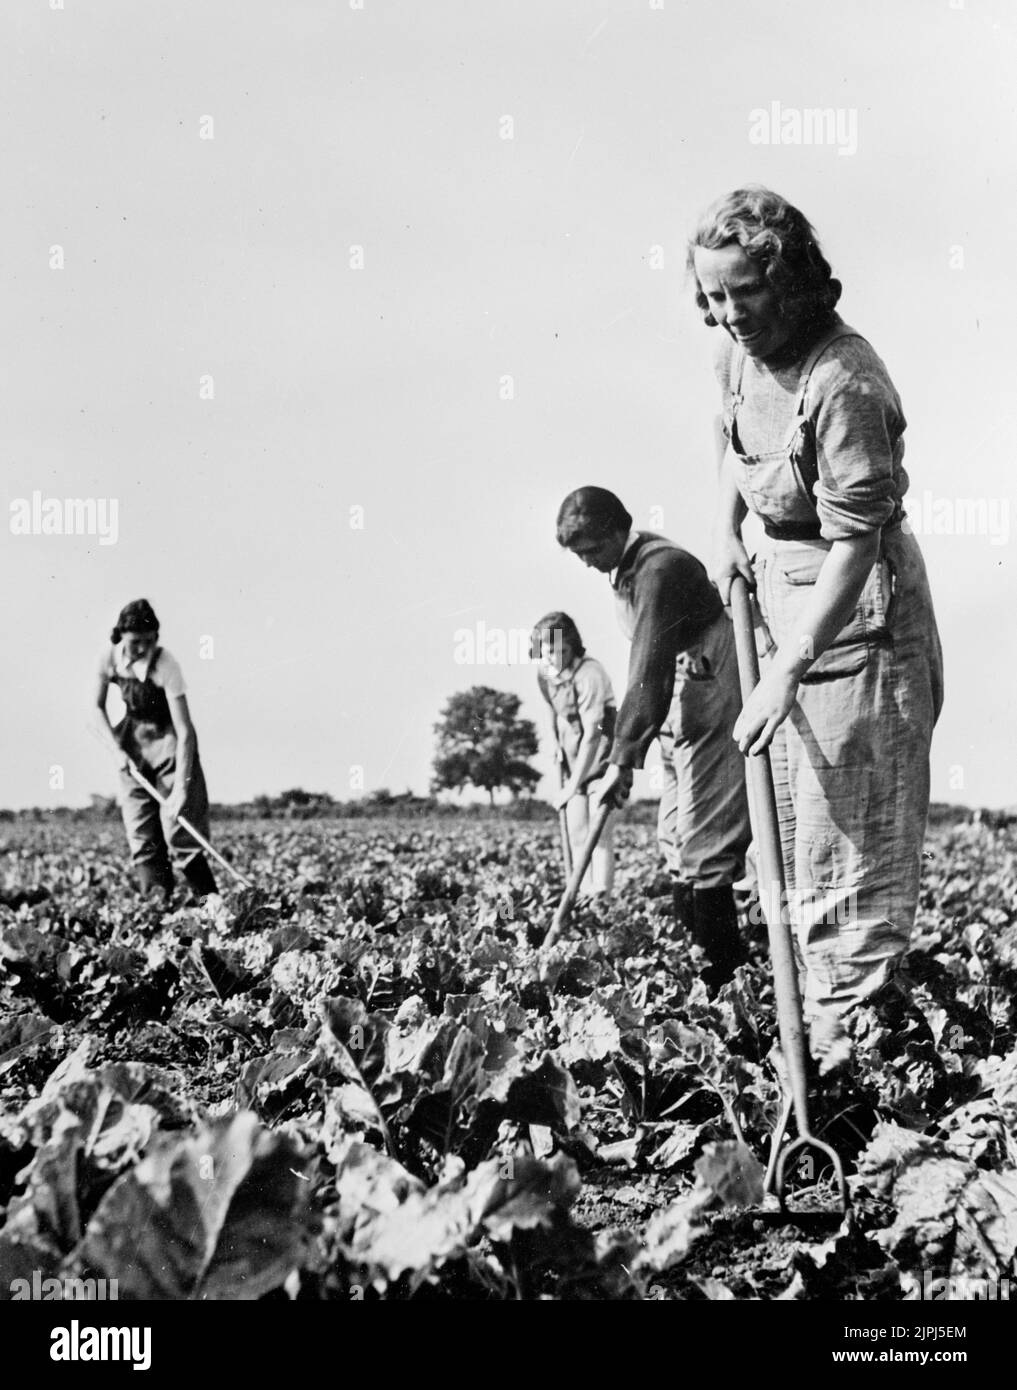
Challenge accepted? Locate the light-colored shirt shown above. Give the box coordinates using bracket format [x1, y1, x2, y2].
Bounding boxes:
[543, 654, 614, 714]
[100, 644, 187, 697]
[714, 324, 909, 541]
[538, 655, 616, 756]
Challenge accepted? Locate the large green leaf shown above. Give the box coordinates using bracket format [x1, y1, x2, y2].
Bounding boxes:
[854, 1120, 1017, 1279]
[694, 1141, 765, 1208]
[501, 1052, 581, 1130]
[77, 1111, 312, 1300]
[338, 1150, 580, 1284]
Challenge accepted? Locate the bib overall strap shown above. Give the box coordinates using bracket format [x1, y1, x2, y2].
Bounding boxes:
[730, 323, 866, 432]
[565, 656, 588, 730]
[729, 348, 749, 423]
[792, 323, 865, 421]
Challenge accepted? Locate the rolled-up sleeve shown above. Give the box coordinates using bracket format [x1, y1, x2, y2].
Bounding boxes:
[575, 661, 613, 736]
[154, 650, 187, 698]
[811, 349, 906, 540]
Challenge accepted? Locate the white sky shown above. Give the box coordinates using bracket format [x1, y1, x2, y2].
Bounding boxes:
[2, 0, 1015, 810]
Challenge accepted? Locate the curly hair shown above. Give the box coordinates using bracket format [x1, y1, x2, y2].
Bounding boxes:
[686, 186, 842, 334]
[530, 611, 585, 663]
[555, 487, 633, 548]
[111, 598, 159, 644]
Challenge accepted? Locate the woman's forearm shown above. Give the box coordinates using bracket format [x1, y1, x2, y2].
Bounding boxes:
[770, 533, 881, 682]
[715, 428, 748, 538]
[568, 728, 603, 790]
[710, 447, 753, 602]
[98, 713, 123, 757]
[94, 687, 123, 758]
[174, 729, 196, 794]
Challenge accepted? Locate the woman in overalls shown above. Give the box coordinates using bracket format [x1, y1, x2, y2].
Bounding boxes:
[95, 599, 218, 902]
[532, 612, 617, 897]
[688, 187, 944, 1064]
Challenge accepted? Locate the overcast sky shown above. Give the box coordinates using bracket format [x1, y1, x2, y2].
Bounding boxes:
[2, 0, 1015, 810]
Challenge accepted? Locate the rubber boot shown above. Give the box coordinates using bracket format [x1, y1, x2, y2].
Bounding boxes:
[181, 855, 218, 903]
[137, 859, 173, 904]
[671, 879, 695, 933]
[691, 884, 747, 995]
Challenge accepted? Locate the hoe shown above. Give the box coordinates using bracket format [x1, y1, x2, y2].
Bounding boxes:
[542, 578, 849, 1216]
[730, 574, 848, 1215]
[123, 759, 255, 890]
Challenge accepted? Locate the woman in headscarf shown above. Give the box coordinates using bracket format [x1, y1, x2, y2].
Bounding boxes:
[95, 599, 218, 902]
[688, 187, 943, 1063]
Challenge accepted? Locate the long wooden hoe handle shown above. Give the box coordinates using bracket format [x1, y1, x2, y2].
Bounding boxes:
[543, 801, 612, 949]
[728, 575, 810, 1137]
[556, 758, 574, 878]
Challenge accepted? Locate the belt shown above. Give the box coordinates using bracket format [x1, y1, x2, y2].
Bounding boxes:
[764, 511, 905, 544]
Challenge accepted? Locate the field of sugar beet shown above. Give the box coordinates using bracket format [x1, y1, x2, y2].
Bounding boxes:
[2, 812, 1016, 1301]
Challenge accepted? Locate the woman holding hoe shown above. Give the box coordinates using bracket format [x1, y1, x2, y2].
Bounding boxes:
[689, 186, 943, 1064]
[532, 611, 617, 898]
[95, 598, 218, 904]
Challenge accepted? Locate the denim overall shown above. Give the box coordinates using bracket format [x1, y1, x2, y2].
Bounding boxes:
[724, 325, 944, 1030]
[540, 657, 616, 790]
[111, 648, 212, 891]
[615, 537, 752, 890]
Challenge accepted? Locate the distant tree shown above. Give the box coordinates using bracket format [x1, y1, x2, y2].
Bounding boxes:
[275, 787, 337, 819]
[432, 686, 541, 805]
[279, 788, 314, 808]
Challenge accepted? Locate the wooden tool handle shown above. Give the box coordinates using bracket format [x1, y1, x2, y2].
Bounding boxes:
[543, 801, 611, 948]
[126, 762, 254, 890]
[729, 576, 810, 1135]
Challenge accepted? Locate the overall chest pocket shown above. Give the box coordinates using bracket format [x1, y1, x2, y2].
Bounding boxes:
[730, 430, 820, 536]
[769, 547, 894, 683]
